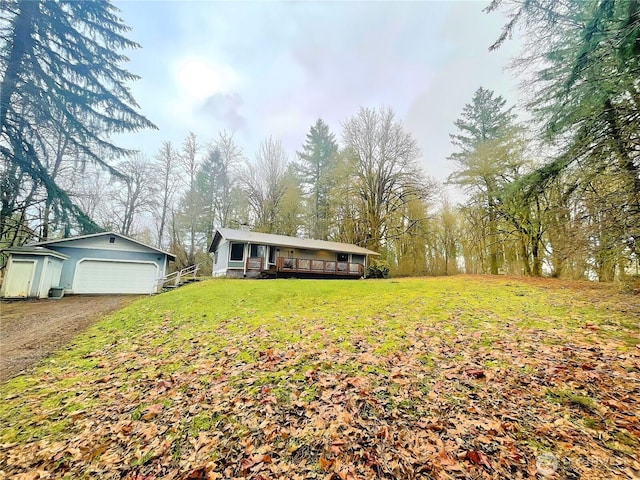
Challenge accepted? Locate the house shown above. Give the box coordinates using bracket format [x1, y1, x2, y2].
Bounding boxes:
[209, 228, 379, 278]
[0, 232, 175, 298]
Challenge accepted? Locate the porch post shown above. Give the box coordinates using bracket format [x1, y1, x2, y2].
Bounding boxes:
[243, 243, 250, 277]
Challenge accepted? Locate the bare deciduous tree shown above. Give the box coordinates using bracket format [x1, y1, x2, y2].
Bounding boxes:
[110, 155, 156, 236]
[241, 137, 289, 233]
[341, 106, 428, 252]
[180, 132, 201, 265]
[153, 141, 180, 248]
[213, 131, 244, 228]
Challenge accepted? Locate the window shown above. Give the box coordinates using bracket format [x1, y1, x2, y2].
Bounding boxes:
[352, 254, 365, 265]
[109, 237, 115, 244]
[214, 252, 218, 265]
[337, 253, 349, 262]
[250, 244, 267, 258]
[230, 243, 244, 261]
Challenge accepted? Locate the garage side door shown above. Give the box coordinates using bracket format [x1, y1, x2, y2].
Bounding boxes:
[74, 260, 158, 294]
[3, 260, 35, 298]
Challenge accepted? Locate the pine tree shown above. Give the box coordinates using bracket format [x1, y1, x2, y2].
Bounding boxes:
[448, 87, 521, 275]
[0, 0, 155, 243]
[294, 119, 338, 240]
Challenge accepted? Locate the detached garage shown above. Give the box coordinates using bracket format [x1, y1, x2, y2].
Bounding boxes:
[0, 247, 67, 298]
[1, 232, 175, 298]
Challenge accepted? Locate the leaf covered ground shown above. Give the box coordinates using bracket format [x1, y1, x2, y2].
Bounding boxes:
[1, 276, 639, 479]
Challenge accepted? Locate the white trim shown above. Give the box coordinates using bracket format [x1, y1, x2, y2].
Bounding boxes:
[37, 258, 50, 299]
[3, 248, 68, 260]
[228, 242, 245, 262]
[3, 258, 36, 298]
[267, 245, 276, 267]
[72, 257, 160, 294]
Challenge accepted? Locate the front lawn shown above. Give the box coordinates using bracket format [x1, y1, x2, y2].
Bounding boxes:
[1, 276, 638, 479]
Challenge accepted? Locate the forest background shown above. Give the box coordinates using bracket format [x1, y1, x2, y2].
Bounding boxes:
[1, 0, 638, 281]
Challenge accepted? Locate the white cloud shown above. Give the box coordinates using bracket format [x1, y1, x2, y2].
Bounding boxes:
[113, 0, 523, 172]
[172, 56, 241, 101]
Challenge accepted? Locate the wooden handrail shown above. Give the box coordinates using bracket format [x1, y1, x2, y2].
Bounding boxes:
[157, 263, 200, 290]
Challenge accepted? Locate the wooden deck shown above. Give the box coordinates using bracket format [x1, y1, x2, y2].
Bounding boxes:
[245, 257, 364, 277]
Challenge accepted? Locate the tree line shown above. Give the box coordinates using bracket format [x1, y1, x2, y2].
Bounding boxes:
[1, 0, 638, 281]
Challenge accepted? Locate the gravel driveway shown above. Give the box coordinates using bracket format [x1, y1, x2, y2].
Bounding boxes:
[0, 295, 138, 382]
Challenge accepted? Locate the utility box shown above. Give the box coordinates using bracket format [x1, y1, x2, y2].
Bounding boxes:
[49, 286, 65, 299]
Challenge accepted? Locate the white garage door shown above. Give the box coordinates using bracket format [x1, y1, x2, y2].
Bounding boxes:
[74, 260, 158, 294]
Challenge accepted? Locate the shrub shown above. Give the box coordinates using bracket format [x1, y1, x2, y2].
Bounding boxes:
[367, 261, 390, 279]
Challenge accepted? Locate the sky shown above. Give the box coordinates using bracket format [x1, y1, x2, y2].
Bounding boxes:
[114, 0, 522, 188]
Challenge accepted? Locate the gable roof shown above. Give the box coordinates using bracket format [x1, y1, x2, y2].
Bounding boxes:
[210, 228, 379, 256]
[30, 232, 176, 260]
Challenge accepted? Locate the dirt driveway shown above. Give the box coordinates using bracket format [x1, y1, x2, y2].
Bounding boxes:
[0, 295, 138, 382]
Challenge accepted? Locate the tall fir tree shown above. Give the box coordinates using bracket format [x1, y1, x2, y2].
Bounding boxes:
[448, 87, 521, 275]
[294, 118, 338, 240]
[195, 146, 225, 249]
[0, 0, 155, 244]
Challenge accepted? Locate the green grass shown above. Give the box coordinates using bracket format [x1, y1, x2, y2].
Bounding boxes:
[1, 276, 638, 479]
[546, 388, 597, 412]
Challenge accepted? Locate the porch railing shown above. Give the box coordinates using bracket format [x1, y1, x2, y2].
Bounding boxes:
[275, 257, 364, 276]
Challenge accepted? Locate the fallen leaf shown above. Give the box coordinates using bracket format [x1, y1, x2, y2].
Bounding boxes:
[142, 403, 163, 420]
[465, 450, 490, 467]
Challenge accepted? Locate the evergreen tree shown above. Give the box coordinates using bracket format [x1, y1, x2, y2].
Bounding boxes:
[488, 0, 640, 279]
[0, 0, 155, 244]
[294, 119, 338, 240]
[448, 87, 521, 275]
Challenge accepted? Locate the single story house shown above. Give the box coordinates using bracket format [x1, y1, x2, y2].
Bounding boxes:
[0, 232, 175, 298]
[209, 228, 379, 278]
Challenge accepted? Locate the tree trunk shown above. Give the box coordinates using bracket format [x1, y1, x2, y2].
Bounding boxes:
[520, 238, 531, 276]
[42, 201, 51, 240]
[531, 240, 542, 277]
[487, 199, 499, 275]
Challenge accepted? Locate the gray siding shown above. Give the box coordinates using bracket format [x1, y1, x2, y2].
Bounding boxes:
[49, 246, 166, 291]
[213, 240, 231, 276]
